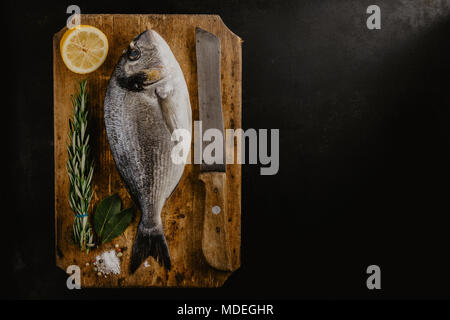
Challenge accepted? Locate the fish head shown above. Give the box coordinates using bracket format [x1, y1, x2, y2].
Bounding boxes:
[115, 30, 172, 92]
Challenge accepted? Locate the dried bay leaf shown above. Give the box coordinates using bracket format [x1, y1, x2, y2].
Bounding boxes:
[93, 193, 121, 239]
[101, 207, 135, 244]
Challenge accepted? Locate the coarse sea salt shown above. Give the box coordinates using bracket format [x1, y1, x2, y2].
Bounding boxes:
[94, 249, 121, 275]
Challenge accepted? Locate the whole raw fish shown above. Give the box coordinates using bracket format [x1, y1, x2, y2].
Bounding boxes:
[104, 30, 191, 272]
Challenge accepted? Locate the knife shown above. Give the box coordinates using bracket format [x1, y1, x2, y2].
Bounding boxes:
[196, 27, 232, 271]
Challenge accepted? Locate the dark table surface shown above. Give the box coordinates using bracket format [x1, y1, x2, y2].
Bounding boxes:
[3, 0, 450, 299]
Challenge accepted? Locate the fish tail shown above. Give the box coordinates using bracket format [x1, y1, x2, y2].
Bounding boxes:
[130, 225, 171, 273]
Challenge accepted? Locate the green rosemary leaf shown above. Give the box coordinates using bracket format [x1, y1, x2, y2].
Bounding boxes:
[66, 79, 95, 252]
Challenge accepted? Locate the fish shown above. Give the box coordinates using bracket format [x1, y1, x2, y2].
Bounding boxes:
[104, 30, 192, 272]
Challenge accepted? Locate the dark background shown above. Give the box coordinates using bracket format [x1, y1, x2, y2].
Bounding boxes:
[3, 0, 450, 299]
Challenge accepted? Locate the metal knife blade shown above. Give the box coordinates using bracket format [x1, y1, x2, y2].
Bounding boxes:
[196, 27, 226, 173]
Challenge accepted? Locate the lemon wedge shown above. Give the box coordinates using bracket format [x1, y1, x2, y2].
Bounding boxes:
[60, 25, 108, 74]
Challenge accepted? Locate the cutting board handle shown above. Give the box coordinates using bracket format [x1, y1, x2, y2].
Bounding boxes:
[199, 172, 233, 271]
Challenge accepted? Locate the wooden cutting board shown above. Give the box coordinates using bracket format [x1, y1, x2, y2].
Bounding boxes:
[53, 14, 241, 288]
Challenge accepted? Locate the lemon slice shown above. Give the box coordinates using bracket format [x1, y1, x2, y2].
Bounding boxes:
[60, 25, 108, 74]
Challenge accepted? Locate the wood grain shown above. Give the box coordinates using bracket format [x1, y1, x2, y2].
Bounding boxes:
[53, 14, 241, 287]
[199, 172, 232, 271]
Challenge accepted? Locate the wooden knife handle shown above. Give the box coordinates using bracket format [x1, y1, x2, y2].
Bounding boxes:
[199, 172, 232, 271]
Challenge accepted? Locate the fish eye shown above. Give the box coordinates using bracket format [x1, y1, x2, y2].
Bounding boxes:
[128, 47, 141, 61]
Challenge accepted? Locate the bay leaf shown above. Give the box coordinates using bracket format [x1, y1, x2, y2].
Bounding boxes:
[93, 193, 121, 239]
[101, 207, 135, 244]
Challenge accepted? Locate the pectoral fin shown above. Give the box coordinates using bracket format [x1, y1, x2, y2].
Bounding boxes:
[156, 84, 179, 134]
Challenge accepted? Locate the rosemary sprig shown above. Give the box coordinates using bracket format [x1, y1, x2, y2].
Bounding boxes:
[66, 80, 95, 252]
